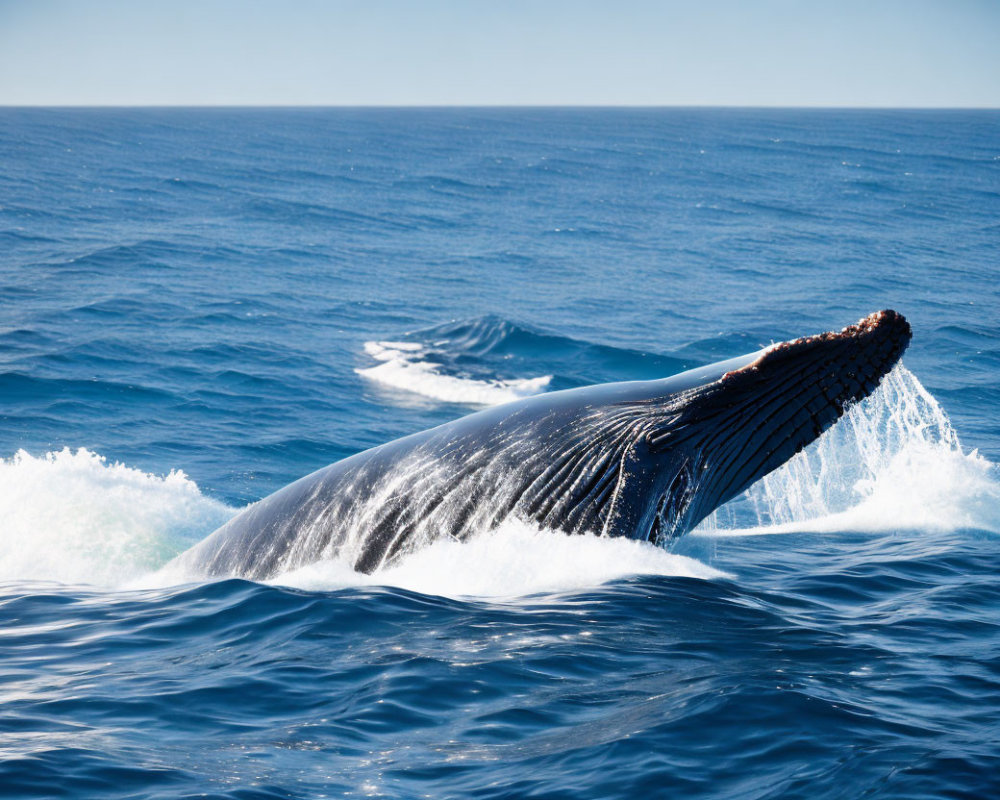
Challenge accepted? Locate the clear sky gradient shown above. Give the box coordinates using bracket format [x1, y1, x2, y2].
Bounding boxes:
[1, 0, 998, 107]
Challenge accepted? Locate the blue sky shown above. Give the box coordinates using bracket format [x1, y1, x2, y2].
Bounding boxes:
[1, 0, 998, 106]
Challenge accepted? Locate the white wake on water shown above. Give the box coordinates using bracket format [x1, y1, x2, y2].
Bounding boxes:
[0, 367, 996, 592]
[355, 340, 552, 406]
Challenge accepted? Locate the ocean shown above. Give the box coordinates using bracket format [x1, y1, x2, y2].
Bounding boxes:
[0, 108, 998, 799]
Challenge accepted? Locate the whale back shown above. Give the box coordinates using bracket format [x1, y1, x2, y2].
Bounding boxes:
[178, 375, 701, 577]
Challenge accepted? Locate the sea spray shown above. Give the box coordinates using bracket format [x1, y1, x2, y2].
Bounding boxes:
[270, 519, 728, 598]
[0, 448, 232, 586]
[696, 366, 1000, 535]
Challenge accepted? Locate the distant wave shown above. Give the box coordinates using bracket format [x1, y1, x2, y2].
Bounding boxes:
[356, 315, 688, 407]
[356, 339, 552, 406]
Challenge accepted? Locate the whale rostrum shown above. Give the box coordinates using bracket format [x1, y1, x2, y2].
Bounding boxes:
[174, 310, 912, 579]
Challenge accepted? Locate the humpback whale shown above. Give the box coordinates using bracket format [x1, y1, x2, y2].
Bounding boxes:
[175, 310, 911, 579]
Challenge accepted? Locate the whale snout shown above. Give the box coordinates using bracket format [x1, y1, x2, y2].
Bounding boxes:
[838, 308, 911, 395]
[723, 308, 911, 409]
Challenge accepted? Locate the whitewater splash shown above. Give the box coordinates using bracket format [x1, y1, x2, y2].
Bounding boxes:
[695, 366, 1000, 536]
[0, 367, 995, 592]
[269, 520, 727, 598]
[0, 448, 232, 586]
[0, 449, 721, 594]
[356, 340, 552, 406]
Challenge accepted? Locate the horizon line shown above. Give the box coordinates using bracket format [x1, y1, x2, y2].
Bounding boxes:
[2, 103, 998, 111]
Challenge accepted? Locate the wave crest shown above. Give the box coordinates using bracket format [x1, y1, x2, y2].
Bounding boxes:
[355, 315, 688, 407]
[357, 339, 552, 406]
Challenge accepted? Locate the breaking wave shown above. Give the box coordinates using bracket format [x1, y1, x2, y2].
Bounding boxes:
[355, 315, 689, 407]
[0, 448, 232, 586]
[356, 339, 552, 406]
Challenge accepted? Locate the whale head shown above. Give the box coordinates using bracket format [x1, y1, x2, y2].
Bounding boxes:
[618, 310, 912, 543]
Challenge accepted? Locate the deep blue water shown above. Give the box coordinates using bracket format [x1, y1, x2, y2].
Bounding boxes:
[1, 108, 999, 799]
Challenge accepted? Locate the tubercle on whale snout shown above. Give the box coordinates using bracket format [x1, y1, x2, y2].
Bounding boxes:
[719, 310, 912, 390]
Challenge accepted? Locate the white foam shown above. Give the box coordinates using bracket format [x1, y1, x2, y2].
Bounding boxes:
[0, 448, 233, 587]
[0, 446, 720, 597]
[271, 518, 727, 599]
[356, 340, 551, 406]
[694, 366, 1000, 537]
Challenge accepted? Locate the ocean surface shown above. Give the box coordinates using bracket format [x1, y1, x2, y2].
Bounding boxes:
[1, 108, 998, 799]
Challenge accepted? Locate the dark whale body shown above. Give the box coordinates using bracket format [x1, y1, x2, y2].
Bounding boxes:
[176, 311, 911, 579]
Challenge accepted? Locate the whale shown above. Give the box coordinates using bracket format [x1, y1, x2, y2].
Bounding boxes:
[174, 310, 911, 579]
